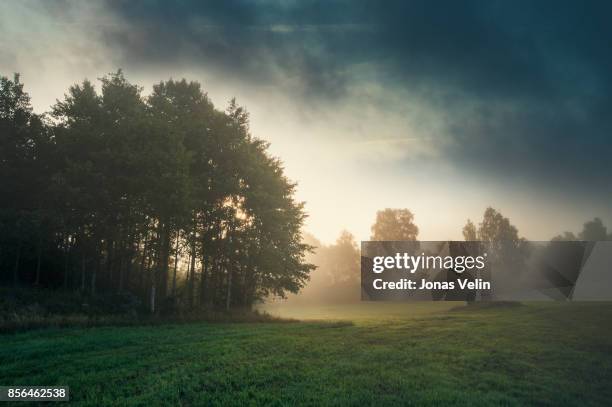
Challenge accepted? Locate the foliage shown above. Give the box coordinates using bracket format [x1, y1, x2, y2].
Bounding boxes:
[552, 217, 612, 241]
[462, 219, 477, 241]
[463, 207, 529, 268]
[370, 208, 419, 241]
[0, 286, 292, 333]
[285, 231, 360, 304]
[0, 72, 314, 311]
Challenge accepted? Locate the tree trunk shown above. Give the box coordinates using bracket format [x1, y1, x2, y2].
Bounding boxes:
[80, 254, 86, 291]
[172, 232, 179, 296]
[150, 285, 156, 314]
[211, 257, 219, 307]
[118, 227, 131, 293]
[13, 245, 21, 286]
[118, 242, 125, 293]
[186, 251, 192, 291]
[91, 244, 100, 295]
[243, 256, 255, 308]
[189, 239, 196, 308]
[106, 238, 114, 287]
[226, 263, 232, 311]
[63, 243, 70, 290]
[34, 237, 43, 286]
[157, 222, 170, 300]
[200, 254, 208, 306]
[139, 235, 149, 293]
[125, 244, 133, 292]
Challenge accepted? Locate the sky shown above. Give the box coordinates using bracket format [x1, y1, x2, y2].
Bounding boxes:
[1, 0, 611, 243]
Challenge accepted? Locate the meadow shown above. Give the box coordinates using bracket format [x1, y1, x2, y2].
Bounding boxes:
[1, 302, 611, 406]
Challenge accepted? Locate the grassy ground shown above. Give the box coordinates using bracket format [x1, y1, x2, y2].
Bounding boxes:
[1, 302, 611, 406]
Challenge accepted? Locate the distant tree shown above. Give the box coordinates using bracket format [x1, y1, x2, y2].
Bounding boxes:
[551, 218, 610, 241]
[551, 231, 578, 241]
[325, 230, 360, 285]
[579, 218, 608, 241]
[370, 208, 419, 241]
[462, 219, 477, 241]
[285, 230, 360, 304]
[477, 207, 521, 242]
[471, 207, 529, 281]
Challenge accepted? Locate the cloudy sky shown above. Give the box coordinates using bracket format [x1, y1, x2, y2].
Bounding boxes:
[2, 0, 611, 243]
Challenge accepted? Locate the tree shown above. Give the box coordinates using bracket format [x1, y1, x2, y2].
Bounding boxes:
[551, 231, 578, 241]
[462, 219, 477, 241]
[285, 231, 360, 304]
[477, 207, 521, 242]
[470, 207, 529, 278]
[1, 71, 314, 312]
[0, 74, 52, 286]
[551, 218, 611, 241]
[370, 208, 419, 241]
[325, 230, 360, 286]
[579, 218, 608, 241]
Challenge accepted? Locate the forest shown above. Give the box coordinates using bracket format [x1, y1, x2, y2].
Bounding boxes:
[0, 71, 314, 313]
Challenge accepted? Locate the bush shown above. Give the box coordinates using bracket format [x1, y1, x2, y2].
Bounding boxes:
[0, 287, 295, 333]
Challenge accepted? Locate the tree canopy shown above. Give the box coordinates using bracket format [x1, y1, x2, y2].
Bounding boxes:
[284, 231, 360, 304]
[370, 208, 419, 241]
[552, 218, 612, 241]
[0, 71, 314, 312]
[463, 207, 529, 278]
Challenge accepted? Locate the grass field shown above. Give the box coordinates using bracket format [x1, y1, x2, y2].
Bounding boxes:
[1, 302, 612, 406]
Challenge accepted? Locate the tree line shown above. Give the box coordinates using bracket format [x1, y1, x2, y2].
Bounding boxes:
[0, 72, 314, 312]
[286, 207, 611, 304]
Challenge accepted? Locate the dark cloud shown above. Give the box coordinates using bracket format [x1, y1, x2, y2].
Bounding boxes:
[85, 1, 612, 197]
[103, 1, 611, 97]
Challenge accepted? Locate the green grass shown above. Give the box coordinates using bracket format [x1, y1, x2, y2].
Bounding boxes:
[1, 302, 612, 406]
